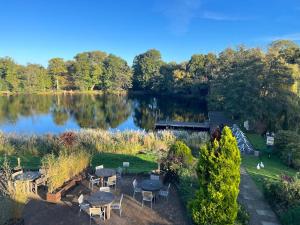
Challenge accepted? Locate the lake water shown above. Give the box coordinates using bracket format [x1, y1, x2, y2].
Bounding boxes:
[0, 94, 207, 134]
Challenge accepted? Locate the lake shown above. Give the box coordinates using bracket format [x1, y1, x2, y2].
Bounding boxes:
[0, 93, 207, 134]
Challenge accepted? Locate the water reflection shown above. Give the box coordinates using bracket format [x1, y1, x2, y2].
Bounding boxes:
[0, 94, 207, 134]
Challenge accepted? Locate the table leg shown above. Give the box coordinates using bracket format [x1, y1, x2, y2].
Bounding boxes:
[106, 204, 111, 220]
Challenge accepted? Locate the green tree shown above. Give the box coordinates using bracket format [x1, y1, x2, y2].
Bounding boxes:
[0, 57, 20, 91]
[132, 49, 163, 90]
[189, 126, 241, 225]
[102, 54, 132, 90]
[48, 58, 67, 90]
[20, 64, 51, 92]
[74, 51, 106, 90]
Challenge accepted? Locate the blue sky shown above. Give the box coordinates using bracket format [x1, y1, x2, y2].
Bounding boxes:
[0, 0, 299, 66]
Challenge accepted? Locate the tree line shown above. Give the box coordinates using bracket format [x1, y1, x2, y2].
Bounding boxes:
[1, 40, 300, 132]
[1, 40, 299, 95]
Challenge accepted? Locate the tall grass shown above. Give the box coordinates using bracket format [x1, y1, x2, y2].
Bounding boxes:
[0, 129, 209, 157]
[42, 150, 90, 193]
[0, 157, 29, 223]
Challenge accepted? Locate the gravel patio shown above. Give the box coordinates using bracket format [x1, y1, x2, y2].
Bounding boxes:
[23, 175, 190, 225]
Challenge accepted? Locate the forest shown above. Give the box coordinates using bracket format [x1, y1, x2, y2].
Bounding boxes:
[1, 40, 300, 132]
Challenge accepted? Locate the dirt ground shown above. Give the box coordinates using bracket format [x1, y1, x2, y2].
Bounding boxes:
[23, 175, 190, 225]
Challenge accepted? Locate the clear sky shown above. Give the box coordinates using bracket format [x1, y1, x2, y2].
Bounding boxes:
[0, 0, 299, 66]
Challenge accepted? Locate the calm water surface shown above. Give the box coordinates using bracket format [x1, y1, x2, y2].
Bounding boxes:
[0, 94, 207, 134]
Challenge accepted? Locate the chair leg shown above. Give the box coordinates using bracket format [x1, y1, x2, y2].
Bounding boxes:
[151, 201, 152, 209]
[120, 208, 122, 217]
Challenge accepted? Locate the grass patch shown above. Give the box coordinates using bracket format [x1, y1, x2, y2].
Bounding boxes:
[91, 152, 157, 174]
[1, 152, 157, 174]
[245, 133, 268, 152]
[0, 155, 41, 170]
[242, 154, 297, 190]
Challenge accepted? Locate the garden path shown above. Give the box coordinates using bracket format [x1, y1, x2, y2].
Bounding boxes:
[239, 167, 281, 225]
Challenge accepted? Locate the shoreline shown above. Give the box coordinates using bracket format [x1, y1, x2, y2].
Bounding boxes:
[0, 90, 207, 100]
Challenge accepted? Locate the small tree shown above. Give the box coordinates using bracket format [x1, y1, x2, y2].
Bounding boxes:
[189, 126, 241, 225]
[162, 141, 194, 183]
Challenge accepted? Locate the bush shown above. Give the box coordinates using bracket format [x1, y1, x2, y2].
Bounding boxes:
[274, 130, 300, 168]
[189, 126, 241, 225]
[42, 149, 90, 193]
[236, 204, 250, 225]
[0, 157, 29, 223]
[280, 205, 300, 225]
[162, 141, 194, 183]
[264, 173, 300, 213]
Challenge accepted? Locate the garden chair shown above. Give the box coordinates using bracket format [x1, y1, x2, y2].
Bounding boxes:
[88, 173, 100, 190]
[111, 194, 123, 216]
[95, 165, 104, 171]
[150, 174, 160, 180]
[99, 187, 110, 192]
[89, 207, 105, 225]
[12, 170, 23, 180]
[123, 162, 129, 174]
[31, 176, 46, 194]
[105, 175, 117, 190]
[142, 191, 153, 208]
[78, 194, 90, 213]
[132, 179, 142, 198]
[159, 183, 171, 200]
[116, 167, 122, 180]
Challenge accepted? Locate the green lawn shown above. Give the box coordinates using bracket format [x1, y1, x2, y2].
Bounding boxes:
[91, 152, 157, 173]
[242, 154, 298, 190]
[245, 133, 268, 152]
[0, 152, 157, 174]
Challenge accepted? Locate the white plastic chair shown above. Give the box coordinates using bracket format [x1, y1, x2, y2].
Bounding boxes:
[95, 165, 104, 171]
[159, 183, 171, 200]
[123, 162, 129, 174]
[105, 175, 117, 190]
[89, 207, 105, 225]
[142, 191, 153, 208]
[99, 187, 110, 192]
[150, 174, 160, 180]
[132, 179, 142, 198]
[88, 173, 100, 190]
[12, 170, 23, 180]
[78, 194, 90, 213]
[111, 194, 123, 216]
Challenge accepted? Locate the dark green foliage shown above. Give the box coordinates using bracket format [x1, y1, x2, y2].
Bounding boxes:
[263, 174, 300, 225]
[189, 126, 241, 225]
[236, 204, 250, 225]
[263, 174, 300, 211]
[280, 205, 300, 225]
[162, 141, 194, 183]
[275, 130, 300, 168]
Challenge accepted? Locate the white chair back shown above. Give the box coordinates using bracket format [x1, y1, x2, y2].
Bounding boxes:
[133, 179, 137, 188]
[150, 174, 159, 180]
[12, 170, 23, 180]
[100, 187, 110, 192]
[78, 194, 84, 204]
[95, 165, 104, 171]
[123, 162, 129, 167]
[89, 207, 101, 216]
[119, 194, 124, 204]
[142, 191, 153, 200]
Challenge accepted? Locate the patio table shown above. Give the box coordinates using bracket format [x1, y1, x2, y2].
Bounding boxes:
[14, 171, 41, 192]
[140, 179, 163, 192]
[86, 191, 115, 219]
[95, 168, 116, 186]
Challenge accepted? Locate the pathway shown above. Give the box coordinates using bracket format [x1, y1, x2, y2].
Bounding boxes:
[239, 167, 281, 225]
